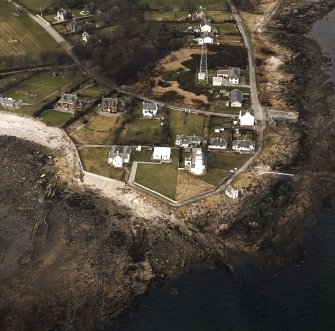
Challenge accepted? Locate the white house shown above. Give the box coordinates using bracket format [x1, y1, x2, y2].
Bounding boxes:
[175, 135, 202, 148]
[232, 140, 255, 153]
[0, 96, 22, 108]
[229, 89, 243, 107]
[108, 145, 131, 168]
[195, 36, 214, 45]
[185, 148, 206, 175]
[225, 185, 239, 199]
[208, 138, 227, 150]
[56, 8, 73, 22]
[239, 110, 255, 126]
[143, 101, 158, 117]
[200, 19, 212, 33]
[212, 76, 223, 86]
[228, 67, 241, 84]
[82, 31, 89, 43]
[152, 147, 171, 161]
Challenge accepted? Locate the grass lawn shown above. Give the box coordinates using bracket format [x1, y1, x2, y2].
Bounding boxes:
[185, 113, 205, 136]
[77, 85, 111, 99]
[201, 168, 230, 186]
[78, 147, 125, 181]
[209, 116, 232, 140]
[40, 110, 72, 126]
[0, 1, 57, 67]
[74, 115, 124, 144]
[3, 70, 85, 116]
[132, 150, 155, 162]
[212, 100, 241, 115]
[139, 0, 228, 10]
[206, 11, 231, 21]
[144, 10, 188, 21]
[216, 23, 238, 34]
[135, 152, 179, 199]
[17, 0, 54, 11]
[207, 152, 250, 170]
[168, 109, 186, 144]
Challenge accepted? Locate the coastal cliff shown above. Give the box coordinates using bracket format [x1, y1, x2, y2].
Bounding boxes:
[0, 1, 335, 329]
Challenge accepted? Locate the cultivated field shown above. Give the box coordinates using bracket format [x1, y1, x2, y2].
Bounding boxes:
[17, 0, 54, 11]
[2, 70, 85, 116]
[74, 115, 124, 145]
[0, 1, 57, 64]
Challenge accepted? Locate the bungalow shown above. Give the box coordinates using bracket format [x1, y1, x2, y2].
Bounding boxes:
[232, 140, 255, 153]
[108, 145, 131, 168]
[0, 96, 22, 109]
[185, 148, 206, 175]
[143, 101, 158, 118]
[228, 67, 241, 85]
[212, 76, 223, 86]
[101, 97, 125, 113]
[229, 89, 243, 107]
[239, 110, 255, 126]
[225, 185, 239, 199]
[208, 138, 227, 150]
[200, 19, 212, 33]
[152, 147, 171, 161]
[58, 93, 82, 112]
[175, 135, 202, 148]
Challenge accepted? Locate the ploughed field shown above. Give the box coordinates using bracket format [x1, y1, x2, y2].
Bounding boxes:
[0, 1, 57, 69]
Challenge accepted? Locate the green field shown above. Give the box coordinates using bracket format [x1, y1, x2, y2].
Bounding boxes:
[217, 23, 238, 34]
[139, 0, 228, 10]
[78, 147, 125, 181]
[40, 110, 72, 126]
[77, 85, 111, 99]
[168, 109, 186, 143]
[2, 70, 85, 116]
[117, 106, 164, 145]
[185, 113, 205, 136]
[74, 115, 124, 144]
[201, 168, 230, 186]
[0, 1, 57, 67]
[135, 152, 179, 199]
[17, 0, 54, 11]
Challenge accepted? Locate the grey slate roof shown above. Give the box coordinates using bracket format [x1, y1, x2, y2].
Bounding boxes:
[143, 101, 157, 111]
[176, 135, 202, 146]
[200, 19, 211, 27]
[232, 140, 255, 150]
[109, 145, 131, 159]
[229, 67, 241, 80]
[0, 96, 22, 108]
[209, 138, 227, 148]
[230, 89, 243, 103]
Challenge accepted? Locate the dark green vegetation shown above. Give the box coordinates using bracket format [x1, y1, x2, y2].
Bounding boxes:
[78, 147, 125, 180]
[40, 110, 72, 126]
[135, 152, 179, 199]
[2, 70, 85, 116]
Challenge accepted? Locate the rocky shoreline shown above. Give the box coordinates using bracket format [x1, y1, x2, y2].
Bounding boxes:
[0, 1, 335, 330]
